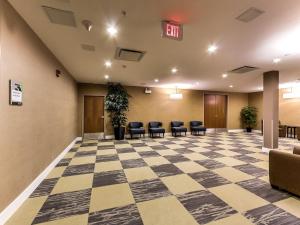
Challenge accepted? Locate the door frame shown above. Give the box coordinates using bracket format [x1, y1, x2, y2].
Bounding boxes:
[203, 93, 229, 130]
[82, 95, 105, 137]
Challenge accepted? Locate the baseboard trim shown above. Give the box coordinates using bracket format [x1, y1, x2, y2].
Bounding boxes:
[0, 136, 82, 225]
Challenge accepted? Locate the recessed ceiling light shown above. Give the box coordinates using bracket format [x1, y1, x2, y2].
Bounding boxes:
[222, 73, 228, 78]
[207, 44, 218, 53]
[106, 25, 118, 37]
[195, 82, 200, 85]
[229, 85, 233, 88]
[154, 79, 159, 83]
[104, 60, 112, 68]
[104, 74, 110, 79]
[273, 58, 281, 63]
[171, 68, 178, 74]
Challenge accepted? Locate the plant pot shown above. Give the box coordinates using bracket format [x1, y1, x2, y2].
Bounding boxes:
[114, 127, 125, 140]
[246, 127, 252, 133]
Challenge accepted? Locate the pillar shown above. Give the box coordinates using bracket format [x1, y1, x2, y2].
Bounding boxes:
[263, 71, 279, 150]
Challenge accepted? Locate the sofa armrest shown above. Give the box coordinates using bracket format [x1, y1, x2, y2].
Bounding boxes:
[293, 146, 300, 155]
[269, 150, 300, 196]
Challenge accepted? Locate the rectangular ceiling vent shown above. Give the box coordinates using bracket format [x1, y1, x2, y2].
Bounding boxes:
[236, 7, 264, 23]
[115, 47, 146, 61]
[81, 44, 96, 52]
[230, 66, 258, 73]
[42, 6, 76, 27]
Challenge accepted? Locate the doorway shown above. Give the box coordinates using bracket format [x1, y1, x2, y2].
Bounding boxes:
[84, 96, 104, 138]
[204, 94, 227, 129]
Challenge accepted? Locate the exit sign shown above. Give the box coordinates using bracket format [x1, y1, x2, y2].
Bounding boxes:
[162, 21, 183, 41]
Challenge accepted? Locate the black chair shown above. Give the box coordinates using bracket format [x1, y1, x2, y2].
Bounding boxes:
[190, 121, 206, 135]
[149, 121, 165, 138]
[171, 121, 187, 137]
[128, 122, 145, 139]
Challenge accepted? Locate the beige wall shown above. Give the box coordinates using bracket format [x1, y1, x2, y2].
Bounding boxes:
[0, 0, 78, 211]
[248, 92, 263, 130]
[248, 90, 300, 128]
[78, 84, 248, 135]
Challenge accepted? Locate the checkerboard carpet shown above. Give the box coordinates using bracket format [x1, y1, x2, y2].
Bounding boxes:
[6, 132, 300, 225]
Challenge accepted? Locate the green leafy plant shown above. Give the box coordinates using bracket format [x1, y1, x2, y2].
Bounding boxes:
[105, 83, 130, 127]
[240, 106, 257, 129]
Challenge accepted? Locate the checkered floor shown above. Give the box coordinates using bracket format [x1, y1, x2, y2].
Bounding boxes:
[6, 132, 300, 225]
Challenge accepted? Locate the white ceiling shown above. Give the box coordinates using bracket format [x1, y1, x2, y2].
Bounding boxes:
[8, 0, 300, 92]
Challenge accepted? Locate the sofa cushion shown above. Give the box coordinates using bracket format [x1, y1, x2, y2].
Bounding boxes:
[149, 127, 165, 133]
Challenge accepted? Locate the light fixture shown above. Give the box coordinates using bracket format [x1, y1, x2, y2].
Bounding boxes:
[171, 67, 178, 74]
[82, 20, 93, 32]
[273, 58, 281, 64]
[195, 82, 200, 85]
[229, 85, 233, 88]
[106, 25, 118, 37]
[207, 44, 218, 53]
[169, 87, 183, 100]
[154, 79, 159, 83]
[104, 74, 110, 79]
[104, 60, 112, 68]
[222, 73, 228, 78]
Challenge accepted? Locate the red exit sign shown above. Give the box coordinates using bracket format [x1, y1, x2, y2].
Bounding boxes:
[162, 21, 183, 41]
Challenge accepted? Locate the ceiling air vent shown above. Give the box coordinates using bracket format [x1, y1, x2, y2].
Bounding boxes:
[236, 7, 264, 23]
[42, 6, 76, 27]
[230, 66, 258, 73]
[115, 48, 145, 61]
[81, 44, 95, 52]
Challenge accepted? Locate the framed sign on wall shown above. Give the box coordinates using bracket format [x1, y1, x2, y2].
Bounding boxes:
[9, 80, 23, 106]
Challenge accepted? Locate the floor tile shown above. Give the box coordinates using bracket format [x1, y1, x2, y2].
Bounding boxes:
[238, 179, 291, 203]
[30, 178, 59, 198]
[195, 159, 226, 169]
[118, 152, 141, 160]
[143, 156, 170, 166]
[175, 161, 207, 173]
[189, 170, 231, 188]
[90, 183, 134, 212]
[96, 154, 119, 163]
[215, 157, 246, 167]
[62, 163, 94, 177]
[183, 153, 209, 161]
[46, 166, 66, 179]
[137, 196, 199, 225]
[161, 174, 204, 194]
[209, 184, 269, 212]
[32, 189, 91, 224]
[121, 158, 147, 169]
[37, 214, 88, 225]
[130, 178, 171, 203]
[177, 190, 237, 224]
[93, 170, 127, 187]
[51, 174, 93, 194]
[274, 197, 300, 218]
[151, 163, 183, 177]
[205, 213, 254, 225]
[234, 164, 268, 177]
[69, 156, 96, 166]
[74, 150, 97, 158]
[164, 155, 190, 163]
[124, 167, 158, 182]
[96, 149, 117, 156]
[88, 204, 143, 225]
[213, 167, 254, 183]
[244, 204, 300, 225]
[94, 161, 123, 173]
[5, 197, 47, 225]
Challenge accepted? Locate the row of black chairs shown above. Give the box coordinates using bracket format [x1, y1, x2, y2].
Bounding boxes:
[128, 121, 207, 139]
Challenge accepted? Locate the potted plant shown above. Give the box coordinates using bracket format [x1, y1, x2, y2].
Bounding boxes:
[240, 106, 257, 132]
[105, 83, 130, 140]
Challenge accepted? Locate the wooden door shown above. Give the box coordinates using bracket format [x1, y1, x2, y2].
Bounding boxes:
[204, 94, 227, 128]
[84, 96, 104, 133]
[215, 95, 227, 128]
[204, 95, 216, 128]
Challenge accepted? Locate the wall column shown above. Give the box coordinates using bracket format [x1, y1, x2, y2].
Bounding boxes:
[263, 71, 279, 150]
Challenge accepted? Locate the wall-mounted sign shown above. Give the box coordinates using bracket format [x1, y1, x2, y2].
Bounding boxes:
[9, 80, 23, 105]
[162, 21, 183, 41]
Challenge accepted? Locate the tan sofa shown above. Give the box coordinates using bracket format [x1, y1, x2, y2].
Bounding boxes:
[269, 146, 300, 196]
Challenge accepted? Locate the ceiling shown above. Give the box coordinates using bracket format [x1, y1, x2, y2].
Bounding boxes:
[8, 0, 300, 92]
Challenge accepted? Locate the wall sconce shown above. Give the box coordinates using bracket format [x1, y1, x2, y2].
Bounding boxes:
[169, 87, 183, 100]
[82, 20, 93, 32]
